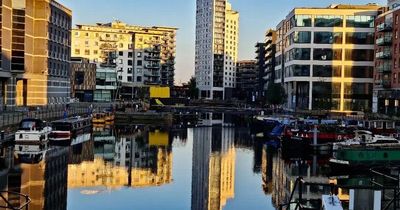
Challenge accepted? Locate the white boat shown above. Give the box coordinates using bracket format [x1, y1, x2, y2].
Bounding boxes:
[333, 130, 400, 150]
[14, 143, 49, 163]
[15, 119, 52, 144]
[321, 195, 343, 210]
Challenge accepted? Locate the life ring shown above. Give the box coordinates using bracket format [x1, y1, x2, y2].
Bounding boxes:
[337, 135, 342, 141]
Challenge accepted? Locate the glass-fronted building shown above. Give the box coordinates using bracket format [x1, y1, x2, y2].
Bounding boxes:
[274, 4, 381, 112]
[94, 67, 117, 102]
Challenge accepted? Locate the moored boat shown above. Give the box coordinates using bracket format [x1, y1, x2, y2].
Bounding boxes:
[330, 130, 400, 168]
[15, 118, 52, 144]
[49, 116, 92, 142]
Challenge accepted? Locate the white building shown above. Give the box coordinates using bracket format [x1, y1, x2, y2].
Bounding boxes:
[195, 0, 239, 100]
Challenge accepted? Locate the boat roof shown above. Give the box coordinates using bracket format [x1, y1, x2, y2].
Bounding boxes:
[52, 116, 89, 123]
[322, 195, 343, 210]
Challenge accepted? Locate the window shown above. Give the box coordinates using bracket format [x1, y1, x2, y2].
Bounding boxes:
[285, 65, 310, 77]
[290, 15, 312, 27]
[313, 65, 341, 77]
[290, 31, 311, 44]
[119, 43, 124, 48]
[137, 60, 142, 66]
[286, 48, 311, 61]
[346, 32, 374, 44]
[75, 49, 80, 55]
[127, 68, 133, 73]
[119, 51, 123, 56]
[94, 50, 98, 55]
[137, 52, 142, 57]
[315, 15, 343, 27]
[137, 68, 142, 74]
[118, 76, 122, 80]
[128, 52, 133, 58]
[119, 59, 123, 64]
[85, 49, 90, 55]
[75, 72, 84, 85]
[137, 76, 142, 82]
[344, 66, 373, 78]
[127, 76, 132, 82]
[314, 32, 342, 44]
[346, 15, 375, 28]
[128, 60, 133, 66]
[313, 49, 342, 61]
[345, 49, 374, 61]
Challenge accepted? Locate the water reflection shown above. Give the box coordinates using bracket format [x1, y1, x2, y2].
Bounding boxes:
[68, 127, 173, 190]
[192, 127, 236, 210]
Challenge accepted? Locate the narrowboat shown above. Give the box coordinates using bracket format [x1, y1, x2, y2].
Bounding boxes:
[330, 130, 400, 168]
[49, 116, 92, 142]
[15, 119, 52, 144]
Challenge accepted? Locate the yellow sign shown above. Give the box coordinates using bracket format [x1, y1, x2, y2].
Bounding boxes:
[150, 86, 170, 98]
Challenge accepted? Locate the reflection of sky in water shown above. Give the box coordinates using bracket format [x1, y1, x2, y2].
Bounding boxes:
[67, 128, 274, 210]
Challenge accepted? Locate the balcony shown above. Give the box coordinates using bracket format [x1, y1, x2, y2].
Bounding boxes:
[376, 35, 392, 46]
[145, 64, 161, 69]
[376, 50, 392, 60]
[144, 56, 160, 61]
[377, 22, 393, 32]
[375, 79, 391, 88]
[377, 64, 393, 73]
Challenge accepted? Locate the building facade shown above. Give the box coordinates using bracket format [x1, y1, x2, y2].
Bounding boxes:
[274, 4, 380, 112]
[264, 29, 277, 90]
[195, 0, 239, 100]
[71, 21, 177, 99]
[0, 0, 71, 107]
[255, 42, 266, 99]
[236, 60, 258, 102]
[70, 57, 96, 102]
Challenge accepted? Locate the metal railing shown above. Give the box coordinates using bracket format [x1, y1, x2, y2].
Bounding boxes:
[0, 191, 31, 210]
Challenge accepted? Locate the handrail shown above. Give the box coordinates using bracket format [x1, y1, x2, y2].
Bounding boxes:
[0, 191, 31, 210]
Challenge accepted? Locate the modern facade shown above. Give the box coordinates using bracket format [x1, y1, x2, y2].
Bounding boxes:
[373, 4, 400, 114]
[71, 21, 177, 99]
[236, 60, 258, 102]
[94, 67, 117, 102]
[264, 30, 277, 89]
[255, 42, 266, 99]
[195, 0, 239, 100]
[70, 57, 96, 102]
[0, 0, 71, 107]
[275, 4, 381, 112]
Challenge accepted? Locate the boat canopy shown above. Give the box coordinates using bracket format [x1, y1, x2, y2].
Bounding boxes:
[18, 119, 45, 130]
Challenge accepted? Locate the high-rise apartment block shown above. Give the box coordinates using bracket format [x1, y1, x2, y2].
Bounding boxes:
[264, 30, 277, 89]
[71, 21, 177, 99]
[195, 0, 239, 100]
[274, 4, 380, 112]
[0, 0, 71, 107]
[373, 2, 400, 114]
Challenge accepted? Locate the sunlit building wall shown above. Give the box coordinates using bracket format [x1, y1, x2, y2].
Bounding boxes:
[195, 0, 239, 100]
[275, 4, 381, 112]
[71, 21, 177, 95]
[0, 0, 71, 107]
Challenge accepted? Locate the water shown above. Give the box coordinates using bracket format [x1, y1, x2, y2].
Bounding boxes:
[2, 124, 399, 210]
[0, 126, 275, 210]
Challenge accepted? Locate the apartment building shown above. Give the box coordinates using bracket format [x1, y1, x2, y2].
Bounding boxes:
[195, 0, 239, 100]
[372, 0, 400, 115]
[236, 60, 258, 102]
[70, 57, 96, 102]
[71, 21, 177, 99]
[255, 42, 266, 99]
[0, 0, 71, 107]
[274, 4, 381, 112]
[264, 29, 277, 90]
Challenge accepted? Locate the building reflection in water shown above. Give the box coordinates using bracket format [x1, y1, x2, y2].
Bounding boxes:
[191, 127, 236, 210]
[0, 145, 69, 210]
[68, 126, 173, 191]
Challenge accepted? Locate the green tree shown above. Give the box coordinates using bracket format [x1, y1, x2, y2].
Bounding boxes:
[265, 83, 286, 105]
[187, 77, 199, 99]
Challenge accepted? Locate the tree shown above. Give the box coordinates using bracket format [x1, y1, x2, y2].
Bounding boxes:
[265, 83, 286, 105]
[187, 77, 199, 99]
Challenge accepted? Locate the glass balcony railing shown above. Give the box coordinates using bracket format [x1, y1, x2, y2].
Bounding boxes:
[377, 64, 392, 73]
[376, 50, 392, 59]
[376, 36, 392, 46]
[377, 22, 393, 32]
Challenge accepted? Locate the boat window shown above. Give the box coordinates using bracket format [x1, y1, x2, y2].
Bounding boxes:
[376, 121, 383, 129]
[387, 122, 395, 129]
[19, 120, 43, 130]
[53, 123, 71, 131]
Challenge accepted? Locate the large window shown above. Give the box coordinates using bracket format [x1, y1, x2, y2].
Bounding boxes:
[344, 66, 373, 78]
[314, 32, 343, 44]
[290, 31, 311, 44]
[312, 82, 341, 110]
[346, 32, 374, 44]
[346, 15, 375, 28]
[290, 15, 312, 27]
[285, 65, 310, 77]
[313, 49, 342, 60]
[315, 15, 343, 27]
[313, 65, 341, 77]
[287, 48, 311, 61]
[345, 49, 374, 61]
[343, 83, 372, 111]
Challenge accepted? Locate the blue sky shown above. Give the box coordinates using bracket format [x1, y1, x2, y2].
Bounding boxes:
[59, 0, 386, 84]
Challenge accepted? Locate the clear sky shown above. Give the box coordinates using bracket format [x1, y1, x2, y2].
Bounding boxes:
[59, 0, 387, 84]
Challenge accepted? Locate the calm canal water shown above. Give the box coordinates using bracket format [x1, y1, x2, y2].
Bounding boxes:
[1, 124, 395, 210]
